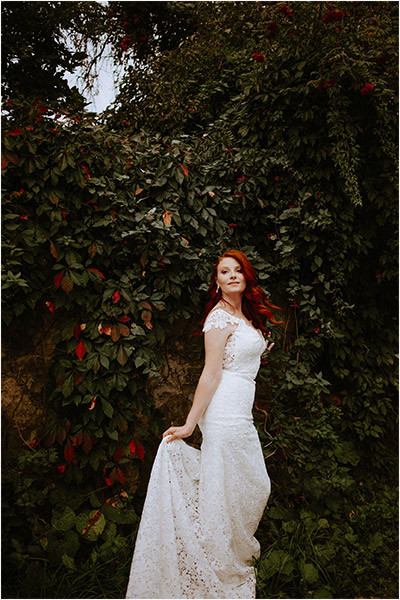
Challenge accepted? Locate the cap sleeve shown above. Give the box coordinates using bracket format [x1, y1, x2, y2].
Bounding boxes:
[202, 308, 239, 332]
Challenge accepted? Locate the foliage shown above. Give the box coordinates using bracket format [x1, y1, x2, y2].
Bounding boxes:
[105, 1, 201, 63]
[255, 485, 398, 599]
[2, 448, 135, 599]
[1, 1, 107, 107]
[1, 1, 398, 598]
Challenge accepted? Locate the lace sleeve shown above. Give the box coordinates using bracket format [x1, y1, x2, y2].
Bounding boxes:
[202, 308, 239, 332]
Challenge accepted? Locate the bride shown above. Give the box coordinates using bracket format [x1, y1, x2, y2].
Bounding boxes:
[126, 249, 283, 599]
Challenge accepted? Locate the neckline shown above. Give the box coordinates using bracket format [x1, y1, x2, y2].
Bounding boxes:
[214, 307, 265, 341]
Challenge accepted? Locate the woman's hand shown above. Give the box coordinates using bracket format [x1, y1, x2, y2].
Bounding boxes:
[265, 340, 274, 352]
[162, 424, 193, 443]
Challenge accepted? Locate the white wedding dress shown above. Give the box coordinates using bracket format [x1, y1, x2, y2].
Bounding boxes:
[126, 308, 271, 599]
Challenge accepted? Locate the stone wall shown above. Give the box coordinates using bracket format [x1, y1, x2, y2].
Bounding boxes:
[1, 313, 57, 456]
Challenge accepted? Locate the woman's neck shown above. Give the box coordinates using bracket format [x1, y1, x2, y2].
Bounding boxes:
[220, 293, 243, 315]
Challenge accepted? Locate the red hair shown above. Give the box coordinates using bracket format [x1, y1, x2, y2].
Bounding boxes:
[200, 250, 283, 335]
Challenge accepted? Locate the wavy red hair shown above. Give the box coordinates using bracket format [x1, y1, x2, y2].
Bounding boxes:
[200, 250, 283, 335]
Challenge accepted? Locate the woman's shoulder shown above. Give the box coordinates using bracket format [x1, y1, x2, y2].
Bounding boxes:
[203, 304, 239, 332]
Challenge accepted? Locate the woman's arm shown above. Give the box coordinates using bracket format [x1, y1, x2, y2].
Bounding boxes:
[162, 324, 233, 442]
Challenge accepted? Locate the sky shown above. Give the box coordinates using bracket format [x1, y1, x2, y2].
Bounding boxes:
[64, 0, 122, 114]
[64, 49, 118, 114]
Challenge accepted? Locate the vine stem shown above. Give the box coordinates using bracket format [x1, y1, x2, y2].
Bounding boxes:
[282, 310, 291, 352]
[295, 308, 300, 363]
[15, 424, 36, 451]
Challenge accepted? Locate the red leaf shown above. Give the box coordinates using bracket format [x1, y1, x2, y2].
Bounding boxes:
[117, 316, 130, 323]
[1, 156, 9, 170]
[105, 477, 112, 486]
[61, 272, 74, 294]
[36, 103, 48, 114]
[64, 442, 75, 464]
[116, 468, 125, 485]
[136, 441, 145, 460]
[163, 210, 172, 226]
[98, 323, 112, 336]
[54, 271, 65, 289]
[72, 432, 83, 446]
[179, 163, 189, 177]
[112, 289, 121, 303]
[5, 127, 23, 137]
[49, 241, 59, 259]
[111, 325, 121, 342]
[113, 447, 123, 462]
[77, 163, 90, 180]
[57, 465, 66, 474]
[82, 432, 93, 454]
[73, 374, 85, 386]
[116, 324, 128, 339]
[76, 339, 87, 360]
[87, 268, 105, 279]
[109, 466, 117, 483]
[128, 439, 136, 455]
[141, 310, 152, 330]
[45, 301, 55, 314]
[73, 323, 81, 340]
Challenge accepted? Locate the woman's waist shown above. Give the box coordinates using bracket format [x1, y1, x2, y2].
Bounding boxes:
[220, 368, 257, 383]
[198, 414, 255, 430]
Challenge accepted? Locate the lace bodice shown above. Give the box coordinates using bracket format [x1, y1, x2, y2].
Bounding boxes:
[203, 308, 266, 381]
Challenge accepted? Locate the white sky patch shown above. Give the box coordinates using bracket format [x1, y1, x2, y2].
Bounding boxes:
[64, 47, 118, 113]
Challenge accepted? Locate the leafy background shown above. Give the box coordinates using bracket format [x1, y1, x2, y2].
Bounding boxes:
[1, 2, 398, 598]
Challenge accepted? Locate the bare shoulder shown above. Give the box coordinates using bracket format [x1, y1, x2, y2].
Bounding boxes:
[208, 301, 234, 316]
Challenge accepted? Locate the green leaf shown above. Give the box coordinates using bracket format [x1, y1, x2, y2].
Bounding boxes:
[99, 353, 109, 368]
[75, 511, 106, 541]
[101, 397, 114, 418]
[117, 345, 128, 366]
[61, 553, 76, 570]
[301, 562, 319, 584]
[51, 506, 76, 531]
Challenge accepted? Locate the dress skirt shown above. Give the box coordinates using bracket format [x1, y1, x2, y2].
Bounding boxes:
[126, 371, 270, 599]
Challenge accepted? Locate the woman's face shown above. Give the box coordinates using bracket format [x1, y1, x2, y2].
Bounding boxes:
[216, 257, 246, 295]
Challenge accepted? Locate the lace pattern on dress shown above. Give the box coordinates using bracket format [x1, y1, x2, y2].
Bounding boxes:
[203, 309, 239, 368]
[202, 308, 239, 332]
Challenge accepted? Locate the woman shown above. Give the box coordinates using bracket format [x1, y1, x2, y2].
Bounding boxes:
[126, 250, 283, 599]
